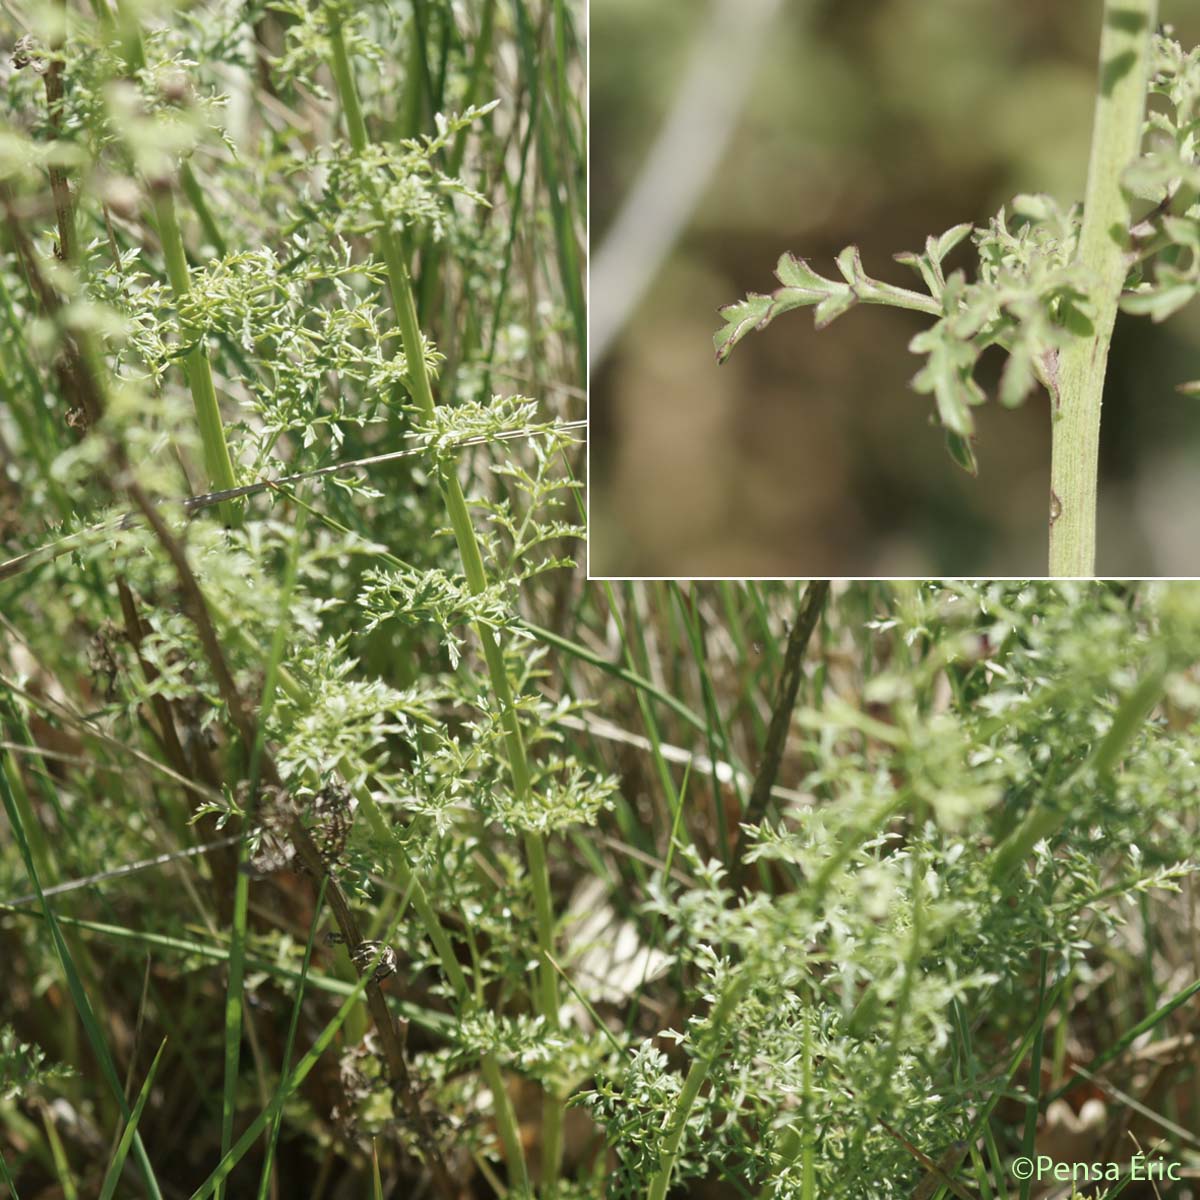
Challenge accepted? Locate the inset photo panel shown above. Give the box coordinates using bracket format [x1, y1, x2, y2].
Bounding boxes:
[589, 0, 1200, 579]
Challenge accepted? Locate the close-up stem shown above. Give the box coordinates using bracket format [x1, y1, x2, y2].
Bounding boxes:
[1049, 0, 1158, 576]
[594, 0, 1200, 576]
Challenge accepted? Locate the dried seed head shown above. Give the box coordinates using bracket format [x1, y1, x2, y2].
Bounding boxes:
[12, 36, 47, 74]
[240, 784, 300, 877]
[351, 940, 398, 982]
[312, 781, 354, 868]
[86, 622, 121, 702]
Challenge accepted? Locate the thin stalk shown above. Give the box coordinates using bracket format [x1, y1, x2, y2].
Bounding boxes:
[180, 162, 228, 257]
[0, 1147, 18, 1199]
[734, 581, 828, 886]
[39, 1106, 77, 1200]
[256, 879, 325, 1199]
[215, 840, 249, 1200]
[1017, 954, 1047, 1200]
[647, 971, 749, 1200]
[611, 582, 687, 856]
[512, 0, 584, 386]
[989, 651, 1167, 883]
[326, 15, 551, 1185]
[352, 790, 529, 1190]
[114, 1, 237, 499]
[0, 752, 164, 1200]
[1048, 0, 1157, 575]
[669, 583, 745, 866]
[184, 937, 404, 1200]
[219, 509, 306, 1198]
[757, 1005, 816, 1200]
[98, 1039, 167, 1200]
[416, 0, 498, 322]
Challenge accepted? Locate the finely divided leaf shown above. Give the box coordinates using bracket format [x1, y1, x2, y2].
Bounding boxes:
[1120, 216, 1200, 322]
[1120, 282, 1197, 321]
[714, 253, 854, 363]
[714, 293, 774, 364]
[934, 222, 974, 263]
[944, 429, 979, 476]
[909, 322, 984, 436]
[776, 252, 841, 295]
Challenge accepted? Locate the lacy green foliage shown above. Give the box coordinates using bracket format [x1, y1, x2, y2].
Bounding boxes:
[358, 566, 526, 669]
[482, 440, 583, 582]
[3, 15, 230, 184]
[716, 30, 1200, 474]
[454, 1011, 605, 1092]
[268, 0, 386, 86]
[178, 246, 419, 449]
[1125, 33, 1200, 202]
[1, 0, 586, 1189]
[715, 199, 1089, 471]
[273, 660, 433, 786]
[1122, 33, 1200, 321]
[577, 583, 1200, 1199]
[87, 208, 454, 466]
[0, 1028, 75, 1101]
[302, 104, 500, 243]
[3, 572, 1200, 1193]
[491, 757, 619, 836]
[411, 395, 539, 454]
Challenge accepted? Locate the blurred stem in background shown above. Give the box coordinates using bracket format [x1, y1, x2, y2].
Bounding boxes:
[590, 0, 786, 367]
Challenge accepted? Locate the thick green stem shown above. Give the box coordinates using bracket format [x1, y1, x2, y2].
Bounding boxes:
[180, 162, 227, 257]
[327, 13, 558, 1189]
[1048, 0, 1156, 576]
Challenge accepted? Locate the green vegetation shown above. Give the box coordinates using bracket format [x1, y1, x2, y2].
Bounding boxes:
[716, 4, 1200, 576]
[3, 3, 1200, 1199]
[5, 558, 1200, 1189]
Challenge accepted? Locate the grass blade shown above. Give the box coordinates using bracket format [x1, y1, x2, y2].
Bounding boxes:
[99, 1038, 168, 1200]
[0, 748, 164, 1200]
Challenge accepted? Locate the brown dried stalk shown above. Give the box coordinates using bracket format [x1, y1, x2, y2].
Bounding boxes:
[1, 189, 103, 429]
[734, 580, 829, 886]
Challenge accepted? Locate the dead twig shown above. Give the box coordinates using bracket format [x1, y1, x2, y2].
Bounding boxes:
[734, 580, 829, 886]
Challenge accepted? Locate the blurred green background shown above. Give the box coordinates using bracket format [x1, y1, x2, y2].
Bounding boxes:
[589, 0, 1200, 577]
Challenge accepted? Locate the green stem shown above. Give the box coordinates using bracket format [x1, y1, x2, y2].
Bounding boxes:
[153, 186, 238, 500]
[326, 14, 554, 1188]
[647, 972, 748, 1200]
[180, 161, 227, 257]
[989, 652, 1167, 883]
[114, 0, 236, 501]
[1049, 0, 1156, 576]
